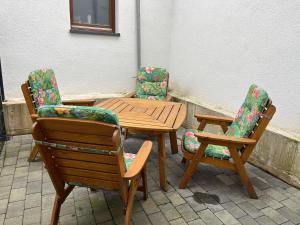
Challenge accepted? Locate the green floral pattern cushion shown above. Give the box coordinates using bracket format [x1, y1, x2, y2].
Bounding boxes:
[136, 67, 169, 100]
[183, 129, 231, 159]
[28, 69, 62, 108]
[38, 105, 119, 125]
[124, 153, 136, 169]
[137, 67, 169, 82]
[136, 94, 167, 101]
[226, 84, 269, 138]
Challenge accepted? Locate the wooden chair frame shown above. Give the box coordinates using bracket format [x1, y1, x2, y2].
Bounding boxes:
[179, 101, 276, 199]
[21, 80, 95, 161]
[32, 117, 152, 225]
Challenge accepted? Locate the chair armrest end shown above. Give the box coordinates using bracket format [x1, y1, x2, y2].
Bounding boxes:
[123, 141, 152, 179]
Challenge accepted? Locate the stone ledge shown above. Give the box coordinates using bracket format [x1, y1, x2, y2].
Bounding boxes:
[3, 93, 126, 136]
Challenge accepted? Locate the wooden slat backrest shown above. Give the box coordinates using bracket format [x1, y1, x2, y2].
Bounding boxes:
[241, 100, 276, 162]
[33, 117, 125, 191]
[21, 80, 37, 119]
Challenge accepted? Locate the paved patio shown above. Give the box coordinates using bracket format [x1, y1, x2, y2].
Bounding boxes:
[0, 130, 300, 225]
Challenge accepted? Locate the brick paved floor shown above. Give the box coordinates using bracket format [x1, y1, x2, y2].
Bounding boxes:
[0, 130, 300, 225]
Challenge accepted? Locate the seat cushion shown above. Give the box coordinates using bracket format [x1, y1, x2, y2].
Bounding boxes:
[38, 105, 119, 125]
[183, 129, 231, 160]
[226, 84, 269, 138]
[124, 153, 136, 169]
[28, 69, 62, 108]
[136, 94, 167, 101]
[136, 67, 169, 100]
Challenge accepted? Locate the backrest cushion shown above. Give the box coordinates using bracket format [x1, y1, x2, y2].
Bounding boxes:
[38, 105, 119, 126]
[28, 69, 62, 108]
[226, 84, 269, 138]
[136, 67, 169, 100]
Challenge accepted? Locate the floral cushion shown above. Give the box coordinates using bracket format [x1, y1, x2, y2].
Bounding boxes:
[225, 84, 269, 138]
[124, 153, 136, 169]
[28, 69, 62, 108]
[136, 94, 167, 101]
[183, 129, 231, 159]
[137, 67, 169, 82]
[38, 105, 119, 125]
[135, 67, 169, 100]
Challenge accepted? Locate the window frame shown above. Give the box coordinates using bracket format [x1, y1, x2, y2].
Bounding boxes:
[69, 0, 116, 34]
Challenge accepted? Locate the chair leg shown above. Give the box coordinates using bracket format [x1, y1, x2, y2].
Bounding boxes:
[28, 145, 39, 162]
[229, 147, 258, 199]
[181, 157, 187, 164]
[141, 167, 148, 200]
[124, 128, 128, 140]
[50, 185, 74, 225]
[179, 144, 207, 189]
[124, 178, 139, 225]
[50, 194, 62, 225]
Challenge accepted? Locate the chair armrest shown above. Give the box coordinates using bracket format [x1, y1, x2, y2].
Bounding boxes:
[31, 114, 38, 121]
[124, 91, 136, 98]
[62, 99, 96, 106]
[194, 114, 234, 125]
[195, 132, 256, 147]
[123, 141, 152, 179]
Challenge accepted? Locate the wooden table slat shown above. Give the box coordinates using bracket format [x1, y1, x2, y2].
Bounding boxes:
[165, 104, 181, 128]
[145, 107, 156, 115]
[152, 106, 165, 119]
[158, 104, 174, 124]
[113, 102, 129, 113]
[108, 100, 125, 111]
[173, 104, 187, 129]
[96, 98, 119, 108]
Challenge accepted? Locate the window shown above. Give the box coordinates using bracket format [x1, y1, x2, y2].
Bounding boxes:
[69, 0, 116, 34]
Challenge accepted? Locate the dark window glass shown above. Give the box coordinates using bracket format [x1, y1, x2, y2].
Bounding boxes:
[70, 0, 115, 33]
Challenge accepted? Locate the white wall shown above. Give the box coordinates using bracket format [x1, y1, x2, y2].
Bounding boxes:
[0, 0, 137, 98]
[1, 0, 300, 133]
[140, 0, 173, 69]
[169, 0, 300, 133]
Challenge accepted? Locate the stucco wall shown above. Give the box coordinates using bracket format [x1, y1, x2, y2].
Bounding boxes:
[0, 0, 137, 99]
[140, 0, 173, 69]
[169, 0, 300, 133]
[1, 0, 300, 134]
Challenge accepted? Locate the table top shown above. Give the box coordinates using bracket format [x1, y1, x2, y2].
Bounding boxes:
[96, 98, 187, 132]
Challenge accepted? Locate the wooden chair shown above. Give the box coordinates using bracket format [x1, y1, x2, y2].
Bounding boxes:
[179, 84, 276, 199]
[125, 67, 172, 101]
[21, 69, 95, 161]
[32, 105, 152, 225]
[124, 67, 173, 139]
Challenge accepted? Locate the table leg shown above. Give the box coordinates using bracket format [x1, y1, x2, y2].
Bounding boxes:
[157, 133, 167, 191]
[169, 131, 178, 154]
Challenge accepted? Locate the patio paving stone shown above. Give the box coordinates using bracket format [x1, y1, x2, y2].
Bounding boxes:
[0, 133, 299, 225]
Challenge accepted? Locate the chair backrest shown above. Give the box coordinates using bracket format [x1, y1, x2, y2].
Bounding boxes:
[226, 84, 271, 139]
[21, 80, 38, 117]
[32, 105, 127, 191]
[225, 84, 276, 161]
[28, 69, 62, 109]
[135, 67, 169, 100]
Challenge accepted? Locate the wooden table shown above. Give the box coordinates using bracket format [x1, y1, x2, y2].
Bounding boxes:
[96, 98, 187, 191]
